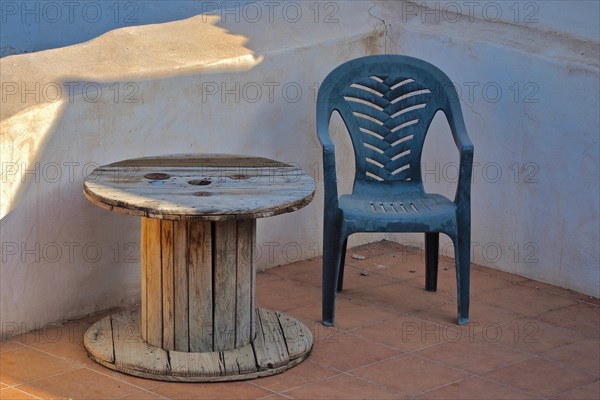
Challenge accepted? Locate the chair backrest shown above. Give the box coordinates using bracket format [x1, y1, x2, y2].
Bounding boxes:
[317, 55, 460, 186]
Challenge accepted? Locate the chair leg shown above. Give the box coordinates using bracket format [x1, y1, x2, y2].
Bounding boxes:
[454, 227, 470, 325]
[336, 238, 348, 292]
[425, 232, 439, 292]
[322, 217, 344, 327]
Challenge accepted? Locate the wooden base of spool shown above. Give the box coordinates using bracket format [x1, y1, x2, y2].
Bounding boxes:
[84, 307, 313, 382]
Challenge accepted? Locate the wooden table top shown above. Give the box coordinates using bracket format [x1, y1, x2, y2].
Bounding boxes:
[84, 154, 315, 221]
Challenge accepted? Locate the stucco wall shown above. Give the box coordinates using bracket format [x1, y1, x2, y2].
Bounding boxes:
[1, 0, 598, 336]
[373, 1, 599, 297]
[0, 2, 385, 335]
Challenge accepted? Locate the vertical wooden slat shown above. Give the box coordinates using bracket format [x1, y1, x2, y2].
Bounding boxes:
[188, 221, 213, 352]
[250, 219, 257, 341]
[173, 221, 189, 351]
[161, 220, 175, 350]
[144, 218, 163, 348]
[214, 220, 238, 351]
[235, 219, 254, 347]
[140, 218, 149, 341]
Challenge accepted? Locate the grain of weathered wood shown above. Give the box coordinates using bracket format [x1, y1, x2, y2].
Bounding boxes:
[253, 309, 290, 370]
[142, 218, 163, 348]
[112, 310, 169, 375]
[83, 313, 114, 363]
[169, 350, 224, 377]
[277, 312, 313, 360]
[250, 221, 257, 342]
[83, 154, 315, 221]
[188, 221, 213, 352]
[140, 218, 149, 341]
[173, 221, 189, 352]
[214, 220, 238, 351]
[106, 154, 290, 168]
[222, 343, 256, 375]
[236, 219, 254, 347]
[84, 307, 312, 382]
[161, 220, 175, 351]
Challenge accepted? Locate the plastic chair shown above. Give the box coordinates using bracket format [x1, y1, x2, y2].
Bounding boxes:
[316, 55, 474, 326]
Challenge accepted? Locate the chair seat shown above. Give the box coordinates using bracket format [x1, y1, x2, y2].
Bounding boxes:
[339, 191, 456, 233]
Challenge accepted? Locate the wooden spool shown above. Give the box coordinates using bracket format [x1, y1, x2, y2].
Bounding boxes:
[140, 218, 256, 353]
[83, 154, 315, 381]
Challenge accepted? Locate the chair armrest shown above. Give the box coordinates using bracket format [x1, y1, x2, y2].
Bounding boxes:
[446, 106, 474, 207]
[317, 115, 340, 209]
[321, 143, 340, 209]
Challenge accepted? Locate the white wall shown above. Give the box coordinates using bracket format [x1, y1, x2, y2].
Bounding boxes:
[1, 0, 598, 336]
[373, 1, 599, 297]
[0, 3, 385, 336]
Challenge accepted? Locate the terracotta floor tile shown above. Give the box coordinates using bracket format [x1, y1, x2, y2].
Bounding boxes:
[29, 326, 96, 367]
[347, 251, 426, 281]
[470, 270, 524, 297]
[484, 357, 596, 397]
[483, 317, 586, 354]
[257, 394, 291, 400]
[85, 364, 168, 390]
[417, 376, 537, 399]
[404, 261, 520, 299]
[267, 258, 321, 278]
[354, 316, 456, 352]
[521, 280, 598, 303]
[0, 342, 23, 354]
[412, 300, 520, 330]
[1, 241, 597, 399]
[291, 264, 393, 294]
[0, 388, 40, 400]
[353, 354, 468, 396]
[416, 336, 530, 374]
[538, 303, 600, 338]
[541, 338, 600, 375]
[116, 389, 169, 399]
[347, 240, 404, 260]
[553, 380, 600, 400]
[405, 264, 457, 293]
[471, 264, 531, 283]
[309, 332, 401, 371]
[252, 360, 339, 393]
[479, 285, 578, 317]
[352, 281, 450, 315]
[27, 315, 165, 390]
[283, 373, 406, 399]
[256, 271, 282, 286]
[19, 368, 140, 399]
[0, 347, 79, 386]
[256, 280, 321, 312]
[289, 296, 399, 331]
[582, 297, 600, 306]
[150, 381, 270, 399]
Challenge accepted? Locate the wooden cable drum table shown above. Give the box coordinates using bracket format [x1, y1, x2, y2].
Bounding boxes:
[83, 154, 316, 381]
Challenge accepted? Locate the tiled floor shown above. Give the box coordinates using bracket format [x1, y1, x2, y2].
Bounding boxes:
[1, 241, 598, 399]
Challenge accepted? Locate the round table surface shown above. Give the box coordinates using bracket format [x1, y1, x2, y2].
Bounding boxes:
[84, 154, 316, 221]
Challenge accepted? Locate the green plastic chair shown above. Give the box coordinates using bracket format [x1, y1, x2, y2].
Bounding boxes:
[316, 55, 474, 326]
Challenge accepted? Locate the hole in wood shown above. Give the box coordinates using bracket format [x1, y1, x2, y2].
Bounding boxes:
[193, 191, 212, 197]
[188, 179, 212, 186]
[144, 172, 171, 180]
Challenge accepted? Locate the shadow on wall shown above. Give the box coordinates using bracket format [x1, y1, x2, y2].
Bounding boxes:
[1, 13, 266, 219]
[0, 0, 257, 57]
[0, 1, 384, 350]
